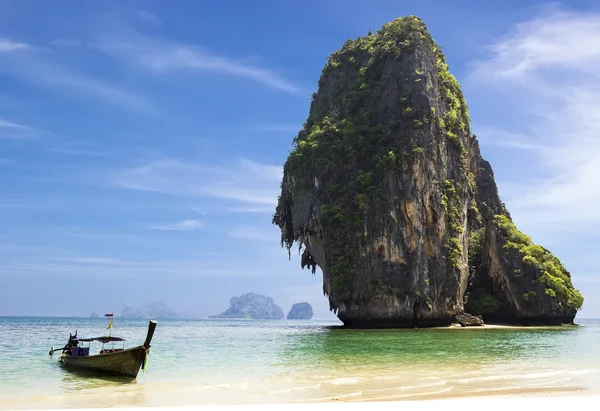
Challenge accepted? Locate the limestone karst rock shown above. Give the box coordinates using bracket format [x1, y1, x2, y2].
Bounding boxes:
[273, 16, 583, 328]
[120, 302, 178, 319]
[287, 302, 314, 320]
[209, 292, 285, 320]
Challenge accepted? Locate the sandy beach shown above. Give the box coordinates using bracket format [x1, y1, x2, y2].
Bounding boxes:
[9, 395, 600, 411]
[2, 378, 598, 410]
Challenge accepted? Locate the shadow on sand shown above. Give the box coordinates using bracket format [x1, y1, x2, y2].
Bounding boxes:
[57, 365, 138, 392]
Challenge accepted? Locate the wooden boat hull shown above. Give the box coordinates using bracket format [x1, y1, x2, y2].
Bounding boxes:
[58, 345, 148, 378]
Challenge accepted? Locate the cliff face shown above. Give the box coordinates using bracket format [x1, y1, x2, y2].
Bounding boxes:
[273, 16, 583, 327]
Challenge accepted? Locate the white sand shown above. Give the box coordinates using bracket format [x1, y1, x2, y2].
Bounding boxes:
[33, 395, 600, 411]
[2, 378, 597, 410]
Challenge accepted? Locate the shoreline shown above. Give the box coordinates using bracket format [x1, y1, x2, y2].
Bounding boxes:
[4, 392, 600, 411]
[2, 380, 598, 410]
[291, 383, 595, 403]
[332, 323, 582, 330]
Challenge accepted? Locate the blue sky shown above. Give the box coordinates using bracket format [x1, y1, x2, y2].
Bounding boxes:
[1, 0, 599, 319]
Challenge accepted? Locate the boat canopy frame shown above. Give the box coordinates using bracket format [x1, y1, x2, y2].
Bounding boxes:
[72, 336, 126, 343]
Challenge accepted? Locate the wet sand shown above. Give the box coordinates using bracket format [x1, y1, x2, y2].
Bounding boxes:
[2, 378, 598, 410]
[6, 394, 600, 411]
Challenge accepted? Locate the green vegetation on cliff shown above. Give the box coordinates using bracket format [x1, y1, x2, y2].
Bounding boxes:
[280, 16, 470, 297]
[442, 179, 463, 268]
[494, 215, 583, 310]
[274, 15, 583, 326]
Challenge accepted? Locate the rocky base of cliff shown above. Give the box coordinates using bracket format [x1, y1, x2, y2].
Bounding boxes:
[341, 316, 575, 328]
[454, 313, 483, 327]
[340, 316, 454, 328]
[479, 315, 575, 326]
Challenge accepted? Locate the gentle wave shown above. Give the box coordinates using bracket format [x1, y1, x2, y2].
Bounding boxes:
[353, 387, 456, 402]
[455, 369, 599, 384]
[327, 377, 362, 385]
[265, 384, 323, 394]
[361, 380, 448, 393]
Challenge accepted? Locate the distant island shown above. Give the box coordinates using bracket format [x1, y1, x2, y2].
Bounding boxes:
[287, 302, 313, 320]
[119, 301, 178, 319]
[89, 312, 99, 318]
[209, 292, 284, 320]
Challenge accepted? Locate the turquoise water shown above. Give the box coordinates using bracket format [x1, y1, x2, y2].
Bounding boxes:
[1, 317, 599, 409]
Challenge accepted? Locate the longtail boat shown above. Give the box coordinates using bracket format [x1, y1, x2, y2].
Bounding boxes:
[49, 317, 157, 378]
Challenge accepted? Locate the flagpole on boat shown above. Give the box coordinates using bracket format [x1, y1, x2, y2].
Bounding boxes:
[105, 312, 114, 337]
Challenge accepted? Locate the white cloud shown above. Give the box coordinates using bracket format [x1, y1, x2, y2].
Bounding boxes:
[190, 206, 208, 215]
[94, 23, 302, 95]
[50, 38, 89, 48]
[54, 257, 123, 264]
[0, 244, 55, 252]
[0, 117, 34, 139]
[60, 230, 155, 243]
[229, 227, 278, 242]
[38, 67, 154, 113]
[112, 157, 282, 208]
[470, 126, 545, 151]
[47, 147, 110, 157]
[136, 10, 161, 26]
[469, 8, 600, 233]
[146, 219, 203, 231]
[470, 9, 600, 81]
[48, 18, 301, 94]
[0, 117, 30, 130]
[0, 39, 29, 52]
[0, 257, 287, 280]
[0, 40, 153, 113]
[236, 158, 283, 182]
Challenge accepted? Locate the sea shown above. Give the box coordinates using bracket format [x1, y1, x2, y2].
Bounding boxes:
[1, 316, 599, 409]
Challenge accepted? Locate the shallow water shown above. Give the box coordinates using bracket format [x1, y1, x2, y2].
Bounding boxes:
[1, 317, 599, 409]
